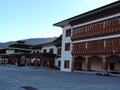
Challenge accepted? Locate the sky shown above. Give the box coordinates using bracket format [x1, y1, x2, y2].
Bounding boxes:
[0, 0, 118, 42]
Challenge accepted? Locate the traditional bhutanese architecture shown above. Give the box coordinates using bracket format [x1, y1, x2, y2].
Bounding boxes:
[0, 41, 31, 66]
[0, 36, 62, 68]
[31, 35, 62, 68]
[54, 1, 120, 72]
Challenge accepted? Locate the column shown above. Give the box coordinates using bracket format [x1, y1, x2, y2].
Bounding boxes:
[85, 56, 90, 71]
[41, 56, 44, 67]
[102, 55, 108, 71]
[72, 56, 75, 71]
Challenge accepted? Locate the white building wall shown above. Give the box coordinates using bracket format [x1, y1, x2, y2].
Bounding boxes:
[41, 45, 62, 68]
[31, 44, 62, 68]
[41, 45, 57, 54]
[6, 50, 15, 55]
[61, 24, 72, 72]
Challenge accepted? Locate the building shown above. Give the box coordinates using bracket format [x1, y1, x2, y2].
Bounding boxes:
[54, 1, 120, 72]
[0, 36, 62, 68]
[0, 41, 31, 66]
[31, 35, 62, 68]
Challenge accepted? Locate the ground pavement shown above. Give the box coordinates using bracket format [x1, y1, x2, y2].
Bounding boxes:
[0, 65, 120, 90]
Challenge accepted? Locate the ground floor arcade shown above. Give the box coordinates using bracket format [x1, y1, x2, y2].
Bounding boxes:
[72, 55, 120, 72]
[0, 53, 56, 68]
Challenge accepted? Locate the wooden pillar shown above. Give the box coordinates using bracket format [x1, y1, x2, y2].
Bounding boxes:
[85, 56, 90, 71]
[102, 55, 108, 71]
[72, 56, 75, 71]
[41, 56, 44, 67]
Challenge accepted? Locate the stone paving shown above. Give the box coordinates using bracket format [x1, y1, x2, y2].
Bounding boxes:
[0, 65, 120, 90]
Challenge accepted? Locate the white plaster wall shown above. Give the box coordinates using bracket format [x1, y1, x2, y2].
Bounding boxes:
[6, 50, 15, 54]
[61, 24, 73, 72]
[41, 45, 57, 54]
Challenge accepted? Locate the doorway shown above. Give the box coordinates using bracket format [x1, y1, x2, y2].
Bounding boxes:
[109, 63, 115, 70]
[76, 62, 82, 70]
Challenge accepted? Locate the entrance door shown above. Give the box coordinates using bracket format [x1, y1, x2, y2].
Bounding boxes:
[76, 62, 82, 70]
[109, 63, 115, 70]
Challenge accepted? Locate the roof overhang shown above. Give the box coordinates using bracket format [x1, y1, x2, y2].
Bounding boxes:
[53, 1, 120, 27]
[6, 47, 31, 51]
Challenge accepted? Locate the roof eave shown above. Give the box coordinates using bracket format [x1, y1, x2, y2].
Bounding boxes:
[53, 1, 120, 27]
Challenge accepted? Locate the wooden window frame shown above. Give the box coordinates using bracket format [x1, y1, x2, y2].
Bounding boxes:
[33, 51, 35, 54]
[43, 49, 47, 53]
[65, 43, 70, 51]
[66, 29, 71, 37]
[50, 48, 54, 53]
[58, 61, 61, 67]
[37, 51, 39, 53]
[64, 60, 70, 68]
[57, 48, 61, 55]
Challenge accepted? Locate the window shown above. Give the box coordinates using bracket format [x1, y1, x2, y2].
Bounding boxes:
[43, 49, 47, 53]
[66, 29, 71, 37]
[37, 51, 39, 53]
[33, 51, 35, 53]
[64, 60, 70, 68]
[65, 43, 70, 51]
[58, 61, 61, 67]
[57, 48, 61, 55]
[50, 48, 53, 53]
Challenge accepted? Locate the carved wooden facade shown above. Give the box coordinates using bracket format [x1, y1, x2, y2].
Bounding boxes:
[72, 16, 120, 40]
[54, 1, 120, 72]
[72, 37, 120, 56]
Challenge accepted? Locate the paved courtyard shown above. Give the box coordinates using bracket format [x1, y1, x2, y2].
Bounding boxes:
[0, 65, 120, 90]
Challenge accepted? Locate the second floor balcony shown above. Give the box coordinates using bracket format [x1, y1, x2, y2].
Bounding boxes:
[71, 16, 120, 41]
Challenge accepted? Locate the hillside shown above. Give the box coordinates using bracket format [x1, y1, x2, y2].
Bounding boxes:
[0, 37, 57, 49]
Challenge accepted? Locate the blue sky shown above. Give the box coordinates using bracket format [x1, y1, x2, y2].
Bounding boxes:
[0, 0, 118, 42]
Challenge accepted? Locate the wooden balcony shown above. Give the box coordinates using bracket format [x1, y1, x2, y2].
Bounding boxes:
[72, 38, 120, 56]
[71, 16, 120, 41]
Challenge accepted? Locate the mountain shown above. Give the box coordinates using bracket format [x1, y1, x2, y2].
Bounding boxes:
[0, 37, 57, 49]
[24, 37, 57, 45]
